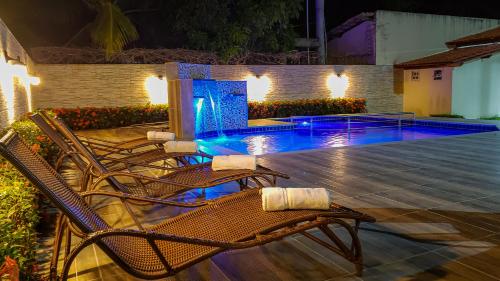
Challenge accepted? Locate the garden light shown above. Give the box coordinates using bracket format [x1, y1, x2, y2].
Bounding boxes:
[327, 73, 349, 98]
[145, 75, 168, 104]
[245, 74, 271, 102]
[0, 52, 40, 123]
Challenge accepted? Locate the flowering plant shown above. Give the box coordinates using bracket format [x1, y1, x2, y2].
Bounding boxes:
[52, 104, 168, 130]
[248, 98, 366, 119]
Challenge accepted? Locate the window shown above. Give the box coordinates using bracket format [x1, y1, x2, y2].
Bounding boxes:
[433, 70, 442, 80]
[411, 71, 420, 81]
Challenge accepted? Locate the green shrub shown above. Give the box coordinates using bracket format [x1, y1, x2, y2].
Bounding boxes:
[0, 162, 39, 280]
[430, 114, 464, 119]
[481, 116, 500, 120]
[0, 118, 61, 279]
[52, 104, 168, 130]
[248, 98, 366, 119]
[9, 119, 60, 163]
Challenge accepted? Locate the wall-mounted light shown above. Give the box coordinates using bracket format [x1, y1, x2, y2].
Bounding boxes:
[326, 73, 349, 98]
[145, 75, 168, 105]
[0, 52, 40, 124]
[245, 74, 271, 102]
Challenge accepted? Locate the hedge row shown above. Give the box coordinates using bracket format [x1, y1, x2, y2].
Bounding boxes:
[52, 104, 169, 130]
[0, 163, 39, 280]
[248, 98, 366, 119]
[0, 118, 62, 279]
[51, 98, 366, 130]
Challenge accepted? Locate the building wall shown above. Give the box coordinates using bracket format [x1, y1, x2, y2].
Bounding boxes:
[0, 18, 33, 128]
[31, 64, 166, 109]
[0, 18, 31, 65]
[452, 54, 500, 119]
[29, 63, 401, 114]
[327, 21, 376, 65]
[376, 10, 500, 65]
[403, 67, 452, 116]
[211, 65, 401, 113]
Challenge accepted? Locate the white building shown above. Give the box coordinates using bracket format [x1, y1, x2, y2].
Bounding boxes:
[397, 26, 500, 119]
[327, 10, 500, 65]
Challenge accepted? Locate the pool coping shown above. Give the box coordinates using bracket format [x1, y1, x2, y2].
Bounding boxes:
[196, 115, 499, 138]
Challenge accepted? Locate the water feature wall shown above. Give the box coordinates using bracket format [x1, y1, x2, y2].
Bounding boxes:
[193, 79, 247, 137]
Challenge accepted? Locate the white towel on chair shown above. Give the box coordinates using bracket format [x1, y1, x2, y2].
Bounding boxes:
[261, 187, 333, 211]
[212, 155, 257, 171]
[147, 131, 175, 141]
[164, 141, 198, 153]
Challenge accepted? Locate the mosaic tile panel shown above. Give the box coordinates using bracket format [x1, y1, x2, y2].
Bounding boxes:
[178, 63, 211, 79]
[193, 79, 247, 136]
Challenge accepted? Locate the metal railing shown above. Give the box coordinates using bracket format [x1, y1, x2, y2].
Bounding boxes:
[290, 112, 416, 132]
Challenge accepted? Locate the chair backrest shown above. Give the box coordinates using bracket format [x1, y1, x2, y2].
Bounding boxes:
[48, 116, 125, 192]
[0, 131, 109, 233]
[30, 113, 89, 172]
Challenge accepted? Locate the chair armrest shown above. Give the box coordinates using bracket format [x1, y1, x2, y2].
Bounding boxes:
[89, 171, 198, 191]
[80, 190, 208, 208]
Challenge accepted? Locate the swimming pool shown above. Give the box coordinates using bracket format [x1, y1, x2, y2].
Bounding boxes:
[196, 116, 498, 155]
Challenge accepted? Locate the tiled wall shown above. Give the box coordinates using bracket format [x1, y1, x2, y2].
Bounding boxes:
[31, 64, 165, 109]
[30, 63, 400, 114]
[211, 65, 401, 113]
[192, 79, 247, 135]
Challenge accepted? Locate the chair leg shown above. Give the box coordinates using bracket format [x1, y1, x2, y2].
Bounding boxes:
[302, 219, 364, 277]
[64, 220, 72, 262]
[50, 215, 65, 280]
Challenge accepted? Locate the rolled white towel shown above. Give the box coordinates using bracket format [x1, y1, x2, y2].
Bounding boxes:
[261, 187, 333, 211]
[164, 141, 198, 153]
[212, 155, 257, 171]
[147, 131, 175, 141]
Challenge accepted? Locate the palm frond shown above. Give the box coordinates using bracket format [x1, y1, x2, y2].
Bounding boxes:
[81, 0, 102, 10]
[90, 1, 139, 59]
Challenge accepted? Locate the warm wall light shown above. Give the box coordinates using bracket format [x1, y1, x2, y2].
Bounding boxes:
[145, 75, 168, 104]
[245, 75, 271, 102]
[327, 74, 349, 98]
[0, 53, 40, 123]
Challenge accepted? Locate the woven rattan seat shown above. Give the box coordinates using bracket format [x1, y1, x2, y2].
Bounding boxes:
[111, 189, 370, 273]
[0, 131, 375, 280]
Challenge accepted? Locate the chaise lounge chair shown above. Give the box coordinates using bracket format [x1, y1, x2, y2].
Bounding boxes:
[40, 111, 166, 157]
[31, 113, 288, 195]
[33, 113, 211, 173]
[0, 131, 375, 280]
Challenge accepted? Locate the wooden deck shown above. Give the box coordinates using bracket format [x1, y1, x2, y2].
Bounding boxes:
[44, 130, 500, 281]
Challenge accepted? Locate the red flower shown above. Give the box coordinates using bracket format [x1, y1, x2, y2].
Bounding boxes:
[31, 143, 41, 153]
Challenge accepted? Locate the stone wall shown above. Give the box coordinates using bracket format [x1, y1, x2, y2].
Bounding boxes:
[31, 64, 165, 109]
[211, 65, 401, 113]
[29, 63, 400, 113]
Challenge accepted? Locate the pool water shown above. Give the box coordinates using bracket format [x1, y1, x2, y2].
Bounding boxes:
[196, 120, 496, 155]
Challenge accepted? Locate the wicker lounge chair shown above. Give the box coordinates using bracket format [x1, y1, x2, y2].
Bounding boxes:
[32, 113, 211, 173]
[39, 111, 165, 156]
[0, 131, 376, 280]
[30, 113, 210, 178]
[33, 113, 288, 194]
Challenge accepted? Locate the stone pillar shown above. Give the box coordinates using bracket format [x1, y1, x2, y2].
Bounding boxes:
[167, 79, 195, 140]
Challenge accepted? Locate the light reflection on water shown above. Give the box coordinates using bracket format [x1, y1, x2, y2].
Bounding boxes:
[196, 125, 484, 156]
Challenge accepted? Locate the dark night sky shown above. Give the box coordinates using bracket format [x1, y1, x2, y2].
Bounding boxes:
[331, 0, 500, 26]
[1, 0, 500, 48]
[314, 0, 500, 35]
